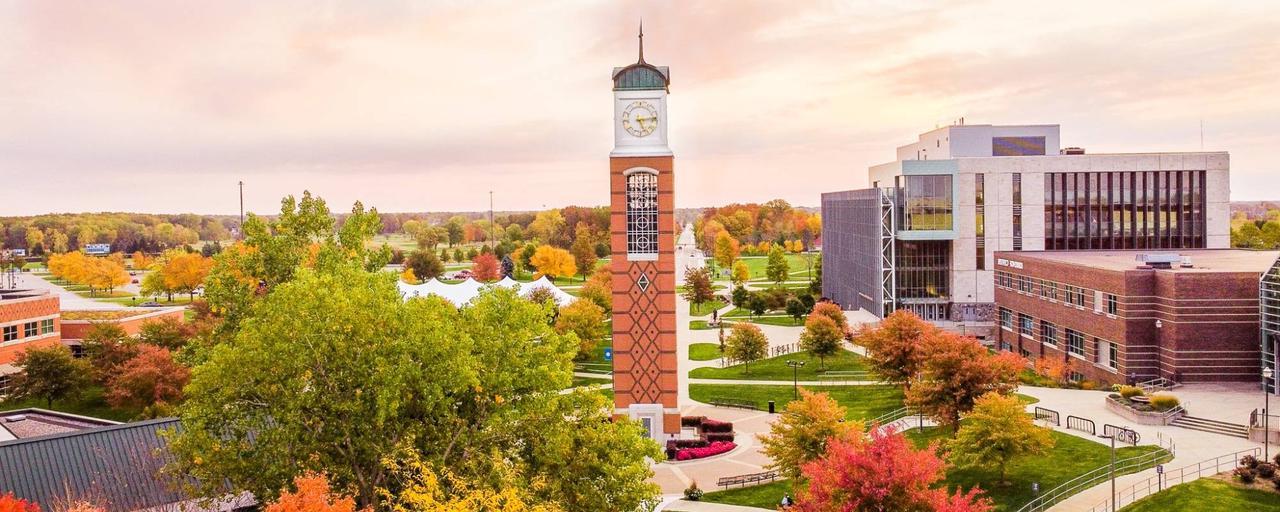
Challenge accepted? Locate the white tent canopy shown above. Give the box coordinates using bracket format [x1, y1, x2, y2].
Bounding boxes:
[397, 276, 575, 307]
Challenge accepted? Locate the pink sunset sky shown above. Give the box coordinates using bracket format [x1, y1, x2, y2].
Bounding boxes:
[1, 0, 1277, 216]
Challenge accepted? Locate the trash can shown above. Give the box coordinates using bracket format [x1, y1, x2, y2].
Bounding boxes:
[768, 400, 776, 414]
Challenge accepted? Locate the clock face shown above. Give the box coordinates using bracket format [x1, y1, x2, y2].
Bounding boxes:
[622, 101, 659, 138]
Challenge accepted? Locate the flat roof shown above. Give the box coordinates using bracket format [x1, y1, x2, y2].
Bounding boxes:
[0, 409, 118, 442]
[996, 249, 1280, 273]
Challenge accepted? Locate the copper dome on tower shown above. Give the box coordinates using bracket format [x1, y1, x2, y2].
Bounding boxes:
[612, 21, 669, 91]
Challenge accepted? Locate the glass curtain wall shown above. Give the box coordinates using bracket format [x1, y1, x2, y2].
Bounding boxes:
[902, 175, 953, 231]
[1044, 170, 1206, 250]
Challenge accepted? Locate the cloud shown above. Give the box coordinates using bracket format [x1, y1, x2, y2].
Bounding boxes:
[0, 0, 1277, 215]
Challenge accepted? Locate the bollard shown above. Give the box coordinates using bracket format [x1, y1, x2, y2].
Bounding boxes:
[768, 400, 776, 414]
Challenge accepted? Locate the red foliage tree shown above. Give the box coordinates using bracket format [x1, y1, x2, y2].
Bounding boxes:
[855, 309, 938, 391]
[471, 252, 500, 282]
[265, 472, 362, 512]
[795, 428, 991, 512]
[104, 345, 191, 409]
[906, 333, 1024, 434]
[0, 493, 39, 512]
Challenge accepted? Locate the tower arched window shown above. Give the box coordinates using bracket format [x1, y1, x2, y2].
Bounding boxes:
[626, 169, 659, 258]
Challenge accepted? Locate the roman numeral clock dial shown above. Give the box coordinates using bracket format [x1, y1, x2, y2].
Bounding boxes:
[622, 101, 658, 137]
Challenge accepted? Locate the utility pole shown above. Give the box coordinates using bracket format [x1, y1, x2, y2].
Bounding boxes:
[238, 181, 245, 239]
[1110, 434, 1117, 511]
[489, 191, 495, 249]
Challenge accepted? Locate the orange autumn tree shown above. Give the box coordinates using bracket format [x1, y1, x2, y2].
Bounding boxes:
[471, 253, 500, 282]
[0, 493, 39, 512]
[906, 333, 1024, 435]
[105, 345, 191, 409]
[855, 310, 939, 391]
[266, 473, 363, 512]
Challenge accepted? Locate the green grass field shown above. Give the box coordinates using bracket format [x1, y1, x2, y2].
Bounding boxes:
[0, 386, 141, 422]
[1120, 478, 1280, 512]
[689, 300, 724, 317]
[732, 253, 817, 282]
[689, 349, 870, 381]
[688, 343, 722, 361]
[571, 375, 611, 387]
[903, 426, 1171, 511]
[699, 425, 1170, 511]
[689, 383, 903, 421]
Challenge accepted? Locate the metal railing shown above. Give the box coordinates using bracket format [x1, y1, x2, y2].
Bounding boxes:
[1084, 447, 1259, 512]
[1137, 376, 1181, 393]
[1249, 408, 1280, 430]
[869, 406, 912, 427]
[1013, 435, 1175, 512]
[817, 371, 870, 384]
[1034, 406, 1060, 426]
[1067, 415, 1097, 436]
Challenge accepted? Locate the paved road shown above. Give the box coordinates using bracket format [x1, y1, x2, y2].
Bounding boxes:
[13, 271, 126, 309]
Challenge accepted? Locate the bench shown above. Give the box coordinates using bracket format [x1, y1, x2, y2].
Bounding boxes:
[717, 470, 780, 489]
[709, 397, 759, 410]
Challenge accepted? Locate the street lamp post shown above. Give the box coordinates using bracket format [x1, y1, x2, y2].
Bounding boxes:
[786, 360, 806, 400]
[1109, 433, 1117, 511]
[1266, 367, 1274, 462]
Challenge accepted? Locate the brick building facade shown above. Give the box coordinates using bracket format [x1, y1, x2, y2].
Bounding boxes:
[994, 249, 1278, 386]
[0, 292, 61, 368]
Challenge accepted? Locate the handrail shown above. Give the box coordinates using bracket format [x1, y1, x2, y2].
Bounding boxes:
[1013, 436, 1174, 512]
[1084, 447, 1259, 512]
[869, 406, 911, 427]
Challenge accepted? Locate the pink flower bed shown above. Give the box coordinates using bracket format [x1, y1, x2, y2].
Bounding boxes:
[675, 441, 737, 461]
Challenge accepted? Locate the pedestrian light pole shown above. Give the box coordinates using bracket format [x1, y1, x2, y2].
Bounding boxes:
[786, 360, 805, 400]
[1109, 433, 1117, 511]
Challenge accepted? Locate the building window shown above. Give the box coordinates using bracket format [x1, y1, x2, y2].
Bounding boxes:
[1044, 170, 1207, 250]
[1068, 371, 1085, 383]
[1040, 280, 1058, 300]
[894, 240, 950, 300]
[975, 173, 985, 270]
[903, 175, 953, 230]
[1000, 308, 1013, 331]
[1040, 321, 1057, 346]
[1019, 314, 1034, 337]
[1012, 173, 1023, 251]
[1018, 275, 1033, 293]
[23, 322, 37, 338]
[1097, 339, 1117, 369]
[1066, 329, 1085, 357]
[1064, 285, 1086, 307]
[2, 325, 16, 342]
[1105, 294, 1118, 315]
[625, 170, 659, 257]
[1020, 348, 1032, 358]
[40, 319, 54, 334]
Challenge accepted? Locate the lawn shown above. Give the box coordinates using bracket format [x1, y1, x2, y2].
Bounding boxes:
[1121, 478, 1280, 511]
[571, 375, 611, 387]
[689, 320, 724, 330]
[902, 427, 1171, 511]
[689, 349, 870, 381]
[573, 338, 614, 375]
[698, 480, 792, 509]
[0, 386, 141, 422]
[689, 300, 724, 317]
[736, 254, 817, 282]
[689, 383, 903, 421]
[688, 343, 722, 361]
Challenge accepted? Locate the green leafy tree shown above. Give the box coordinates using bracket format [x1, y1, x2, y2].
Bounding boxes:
[747, 292, 768, 318]
[799, 314, 842, 370]
[406, 250, 445, 281]
[731, 285, 750, 309]
[167, 268, 659, 510]
[785, 298, 806, 324]
[555, 299, 607, 360]
[445, 217, 465, 247]
[724, 323, 768, 375]
[949, 392, 1054, 484]
[439, 247, 452, 263]
[758, 390, 862, 480]
[12, 345, 91, 408]
[570, 226, 597, 281]
[766, 244, 790, 285]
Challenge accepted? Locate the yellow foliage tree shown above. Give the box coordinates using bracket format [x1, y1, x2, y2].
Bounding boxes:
[400, 267, 419, 285]
[382, 456, 562, 512]
[162, 251, 214, 300]
[131, 251, 155, 270]
[529, 245, 576, 280]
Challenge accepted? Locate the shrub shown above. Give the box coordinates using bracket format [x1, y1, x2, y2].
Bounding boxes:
[700, 419, 734, 433]
[1273, 476, 1280, 491]
[1079, 380, 1097, 391]
[1234, 466, 1257, 483]
[1149, 393, 1180, 411]
[1242, 454, 1261, 469]
[1273, 453, 1280, 467]
[1257, 462, 1276, 479]
[705, 432, 736, 443]
[681, 416, 706, 428]
[676, 441, 737, 461]
[684, 481, 704, 501]
[1118, 386, 1145, 399]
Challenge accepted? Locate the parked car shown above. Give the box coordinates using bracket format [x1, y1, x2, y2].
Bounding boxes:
[453, 270, 474, 279]
[131, 279, 139, 284]
[139, 301, 162, 307]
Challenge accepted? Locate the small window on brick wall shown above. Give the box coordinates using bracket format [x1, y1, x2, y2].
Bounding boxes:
[1106, 294, 1118, 315]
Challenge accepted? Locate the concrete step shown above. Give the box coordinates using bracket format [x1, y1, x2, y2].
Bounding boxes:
[1170, 415, 1249, 439]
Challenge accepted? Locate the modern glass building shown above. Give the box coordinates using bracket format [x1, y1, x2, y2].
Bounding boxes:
[821, 123, 1231, 333]
[1263, 254, 1280, 393]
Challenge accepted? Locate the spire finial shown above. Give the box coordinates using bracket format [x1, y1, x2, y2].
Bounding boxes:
[638, 19, 645, 63]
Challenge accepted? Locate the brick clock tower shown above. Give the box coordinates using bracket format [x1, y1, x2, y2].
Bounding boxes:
[610, 25, 679, 442]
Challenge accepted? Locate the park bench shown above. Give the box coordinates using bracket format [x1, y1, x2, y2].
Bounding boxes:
[708, 397, 758, 410]
[716, 470, 779, 489]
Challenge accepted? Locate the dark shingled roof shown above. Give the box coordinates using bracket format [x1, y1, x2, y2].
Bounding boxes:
[0, 417, 189, 511]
